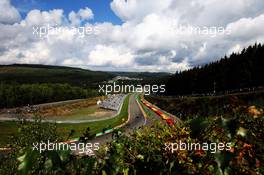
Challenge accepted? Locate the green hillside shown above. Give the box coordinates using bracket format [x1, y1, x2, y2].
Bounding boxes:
[0, 64, 171, 87]
[0, 64, 114, 87]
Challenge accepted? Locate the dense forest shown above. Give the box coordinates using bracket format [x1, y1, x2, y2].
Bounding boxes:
[0, 83, 98, 108]
[165, 43, 264, 95]
[0, 64, 170, 108]
[0, 65, 109, 108]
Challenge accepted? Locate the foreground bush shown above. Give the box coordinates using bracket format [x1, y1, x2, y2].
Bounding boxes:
[0, 114, 263, 175]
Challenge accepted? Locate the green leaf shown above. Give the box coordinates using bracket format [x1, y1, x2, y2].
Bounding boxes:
[18, 148, 40, 175]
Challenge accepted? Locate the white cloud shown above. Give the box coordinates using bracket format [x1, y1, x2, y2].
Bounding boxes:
[88, 45, 134, 67]
[69, 7, 93, 26]
[0, 0, 21, 24]
[21, 9, 64, 26]
[227, 14, 264, 41]
[110, 0, 172, 22]
[0, 0, 264, 72]
[79, 7, 94, 20]
[19, 42, 53, 64]
[227, 44, 242, 55]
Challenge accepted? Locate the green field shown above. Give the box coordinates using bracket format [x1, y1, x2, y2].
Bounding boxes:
[65, 107, 97, 118]
[57, 94, 130, 138]
[49, 105, 114, 121]
[0, 94, 130, 146]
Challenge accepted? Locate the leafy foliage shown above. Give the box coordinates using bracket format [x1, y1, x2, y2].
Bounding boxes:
[0, 116, 63, 175]
[1, 114, 262, 174]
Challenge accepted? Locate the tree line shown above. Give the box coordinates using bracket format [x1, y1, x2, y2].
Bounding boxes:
[0, 83, 98, 108]
[165, 43, 264, 95]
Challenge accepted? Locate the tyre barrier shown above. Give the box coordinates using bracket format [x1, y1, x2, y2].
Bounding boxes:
[140, 97, 175, 126]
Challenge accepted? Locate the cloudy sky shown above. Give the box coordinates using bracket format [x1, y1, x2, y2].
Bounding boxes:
[0, 0, 263, 72]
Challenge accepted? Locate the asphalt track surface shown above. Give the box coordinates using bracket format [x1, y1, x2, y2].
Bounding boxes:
[88, 94, 146, 146]
[76, 94, 182, 156]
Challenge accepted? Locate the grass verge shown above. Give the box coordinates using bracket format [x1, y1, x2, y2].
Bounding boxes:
[0, 94, 130, 146]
